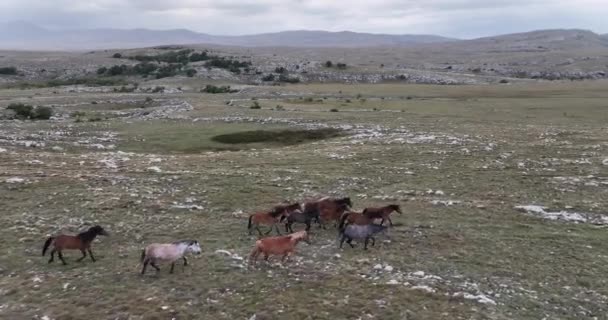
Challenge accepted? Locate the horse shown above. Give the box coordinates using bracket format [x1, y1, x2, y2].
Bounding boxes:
[249, 230, 310, 265]
[42, 225, 109, 265]
[363, 204, 402, 226]
[340, 211, 372, 226]
[284, 207, 319, 232]
[338, 223, 388, 250]
[302, 197, 352, 229]
[247, 202, 301, 236]
[141, 240, 202, 275]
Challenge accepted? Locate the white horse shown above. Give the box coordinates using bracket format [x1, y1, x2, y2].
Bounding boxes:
[140, 240, 201, 275]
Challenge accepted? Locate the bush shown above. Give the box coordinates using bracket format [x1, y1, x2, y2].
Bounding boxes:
[97, 67, 108, 75]
[336, 63, 347, 69]
[330, 108, 339, 112]
[32, 106, 53, 120]
[278, 74, 300, 83]
[325, 61, 333, 68]
[108, 64, 128, 76]
[261, 74, 275, 82]
[6, 103, 53, 120]
[499, 79, 509, 84]
[275, 105, 285, 111]
[7, 103, 33, 119]
[0, 67, 18, 75]
[112, 53, 122, 58]
[275, 67, 287, 74]
[152, 86, 165, 93]
[186, 69, 197, 77]
[250, 101, 261, 109]
[201, 85, 237, 94]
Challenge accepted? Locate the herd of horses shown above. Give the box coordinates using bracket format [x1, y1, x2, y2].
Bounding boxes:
[41, 196, 401, 275]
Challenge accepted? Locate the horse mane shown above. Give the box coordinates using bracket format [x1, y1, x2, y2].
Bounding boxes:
[388, 204, 400, 210]
[173, 240, 197, 245]
[77, 226, 102, 242]
[268, 206, 286, 217]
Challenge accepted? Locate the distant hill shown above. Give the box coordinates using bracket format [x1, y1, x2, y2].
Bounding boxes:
[0, 22, 455, 50]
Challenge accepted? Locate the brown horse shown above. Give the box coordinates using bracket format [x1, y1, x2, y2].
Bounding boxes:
[363, 204, 402, 226]
[42, 225, 109, 265]
[249, 230, 310, 265]
[248, 203, 301, 236]
[340, 211, 372, 226]
[302, 197, 352, 229]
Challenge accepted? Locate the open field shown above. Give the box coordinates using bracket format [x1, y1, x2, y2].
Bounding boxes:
[1, 80, 608, 319]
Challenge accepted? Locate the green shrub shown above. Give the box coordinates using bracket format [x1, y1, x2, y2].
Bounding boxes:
[325, 61, 333, 68]
[32, 106, 53, 120]
[250, 101, 261, 109]
[261, 74, 275, 82]
[7, 103, 33, 119]
[336, 63, 347, 69]
[275, 67, 287, 73]
[330, 108, 339, 112]
[186, 69, 197, 77]
[112, 53, 122, 58]
[201, 85, 237, 94]
[0, 67, 18, 75]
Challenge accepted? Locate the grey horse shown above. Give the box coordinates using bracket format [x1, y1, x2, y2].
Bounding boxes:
[339, 224, 388, 250]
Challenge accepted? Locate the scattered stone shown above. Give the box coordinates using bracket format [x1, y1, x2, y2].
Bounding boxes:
[6, 177, 26, 184]
[147, 166, 162, 173]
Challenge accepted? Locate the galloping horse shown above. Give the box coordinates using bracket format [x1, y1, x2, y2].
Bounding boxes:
[248, 203, 301, 236]
[363, 204, 402, 226]
[340, 211, 372, 226]
[249, 230, 310, 265]
[42, 225, 109, 265]
[302, 197, 352, 228]
[141, 240, 202, 275]
[339, 224, 388, 250]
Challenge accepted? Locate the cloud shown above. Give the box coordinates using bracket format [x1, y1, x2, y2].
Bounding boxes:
[1, 0, 607, 38]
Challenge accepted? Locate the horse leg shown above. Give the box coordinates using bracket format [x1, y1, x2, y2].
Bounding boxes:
[48, 249, 56, 263]
[150, 261, 161, 272]
[88, 249, 96, 262]
[265, 225, 273, 235]
[346, 238, 355, 248]
[364, 237, 370, 250]
[380, 218, 385, 226]
[274, 224, 282, 235]
[141, 259, 150, 275]
[77, 249, 87, 262]
[58, 251, 67, 265]
[281, 254, 288, 263]
[256, 225, 264, 236]
[371, 237, 376, 247]
[339, 235, 346, 248]
[183, 256, 188, 266]
[388, 217, 393, 227]
[170, 262, 175, 274]
[285, 222, 290, 233]
[263, 254, 270, 263]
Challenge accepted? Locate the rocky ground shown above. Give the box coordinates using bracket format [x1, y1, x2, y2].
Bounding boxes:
[1, 81, 607, 319]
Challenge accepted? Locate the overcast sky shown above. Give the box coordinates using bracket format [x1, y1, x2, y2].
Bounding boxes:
[1, 0, 607, 38]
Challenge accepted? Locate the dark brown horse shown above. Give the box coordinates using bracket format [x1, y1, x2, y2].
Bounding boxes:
[302, 197, 352, 229]
[248, 203, 301, 236]
[42, 225, 109, 265]
[363, 204, 402, 226]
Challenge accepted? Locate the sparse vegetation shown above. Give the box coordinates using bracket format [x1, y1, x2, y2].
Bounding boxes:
[112, 53, 122, 58]
[250, 101, 261, 109]
[261, 74, 276, 82]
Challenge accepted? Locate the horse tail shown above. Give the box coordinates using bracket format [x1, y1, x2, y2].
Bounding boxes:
[42, 237, 54, 256]
[247, 215, 253, 230]
[140, 249, 146, 263]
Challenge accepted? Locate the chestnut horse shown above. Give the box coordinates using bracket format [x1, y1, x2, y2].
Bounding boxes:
[248, 203, 301, 236]
[302, 197, 352, 229]
[363, 204, 402, 226]
[249, 230, 310, 265]
[340, 211, 372, 226]
[42, 225, 109, 265]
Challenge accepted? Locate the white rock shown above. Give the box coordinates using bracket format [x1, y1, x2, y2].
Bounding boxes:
[161, 306, 169, 310]
[373, 264, 383, 270]
[384, 265, 394, 272]
[411, 285, 435, 293]
[51, 146, 64, 152]
[387, 279, 399, 285]
[412, 271, 425, 277]
[603, 159, 608, 166]
[6, 177, 26, 184]
[434, 190, 445, 196]
[0, 147, 6, 152]
[147, 166, 162, 173]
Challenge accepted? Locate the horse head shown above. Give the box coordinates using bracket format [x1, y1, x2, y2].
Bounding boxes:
[390, 204, 402, 214]
[186, 240, 202, 254]
[90, 225, 109, 236]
